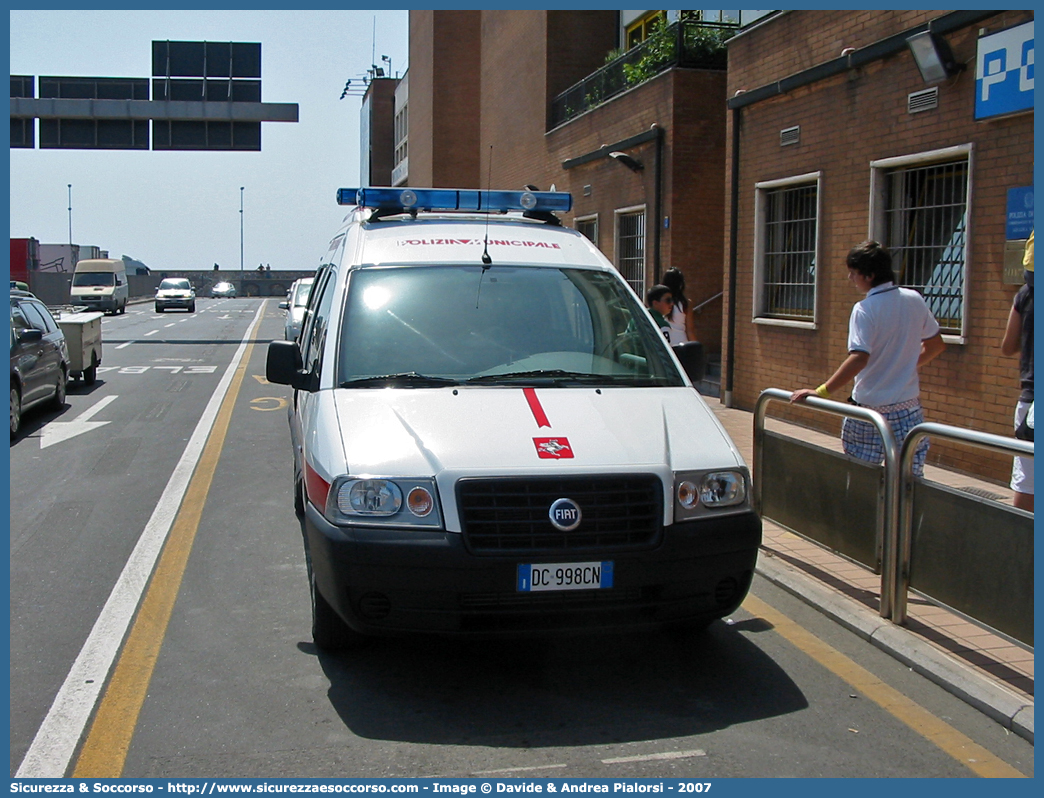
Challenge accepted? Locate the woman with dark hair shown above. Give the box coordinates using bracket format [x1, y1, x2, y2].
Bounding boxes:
[661, 267, 695, 344]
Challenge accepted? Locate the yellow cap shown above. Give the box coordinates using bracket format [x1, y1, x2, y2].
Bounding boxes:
[1024, 230, 1033, 271]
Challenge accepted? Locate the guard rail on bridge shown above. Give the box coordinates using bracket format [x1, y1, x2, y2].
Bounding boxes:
[26, 269, 316, 305]
[754, 388, 1033, 648]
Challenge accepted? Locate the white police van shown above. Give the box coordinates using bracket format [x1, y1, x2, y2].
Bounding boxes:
[267, 188, 761, 649]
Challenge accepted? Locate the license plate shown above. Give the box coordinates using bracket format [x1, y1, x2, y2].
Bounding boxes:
[517, 561, 613, 592]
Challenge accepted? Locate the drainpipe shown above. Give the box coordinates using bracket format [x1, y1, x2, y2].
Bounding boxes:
[653, 124, 664, 283]
[724, 105, 740, 408]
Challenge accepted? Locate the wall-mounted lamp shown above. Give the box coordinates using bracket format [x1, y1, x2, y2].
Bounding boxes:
[906, 30, 963, 85]
[609, 151, 644, 172]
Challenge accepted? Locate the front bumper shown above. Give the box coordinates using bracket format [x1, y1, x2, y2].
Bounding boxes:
[75, 295, 117, 311]
[304, 504, 762, 637]
[156, 296, 193, 309]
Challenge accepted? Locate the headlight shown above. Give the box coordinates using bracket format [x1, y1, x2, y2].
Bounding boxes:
[340, 479, 402, 515]
[699, 471, 746, 507]
[325, 476, 442, 528]
[674, 469, 748, 520]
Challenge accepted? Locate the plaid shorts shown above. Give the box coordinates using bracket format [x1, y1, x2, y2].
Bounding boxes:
[841, 398, 929, 476]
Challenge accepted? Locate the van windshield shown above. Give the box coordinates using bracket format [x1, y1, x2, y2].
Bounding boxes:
[337, 265, 684, 387]
[72, 273, 115, 287]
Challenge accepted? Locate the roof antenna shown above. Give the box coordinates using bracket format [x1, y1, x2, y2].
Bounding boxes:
[477, 145, 493, 308]
[481, 145, 493, 268]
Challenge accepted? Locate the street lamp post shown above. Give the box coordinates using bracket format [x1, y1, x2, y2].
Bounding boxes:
[67, 184, 73, 246]
[239, 186, 244, 272]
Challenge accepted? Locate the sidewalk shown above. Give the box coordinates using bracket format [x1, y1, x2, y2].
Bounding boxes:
[707, 400, 1034, 743]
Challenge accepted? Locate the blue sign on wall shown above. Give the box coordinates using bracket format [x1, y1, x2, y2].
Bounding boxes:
[976, 21, 1034, 120]
[1006, 186, 1034, 240]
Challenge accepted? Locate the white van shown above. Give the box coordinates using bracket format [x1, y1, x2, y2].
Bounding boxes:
[70, 258, 128, 314]
[266, 188, 761, 650]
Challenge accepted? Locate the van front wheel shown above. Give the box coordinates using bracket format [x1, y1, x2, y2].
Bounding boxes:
[308, 564, 363, 652]
[294, 476, 305, 518]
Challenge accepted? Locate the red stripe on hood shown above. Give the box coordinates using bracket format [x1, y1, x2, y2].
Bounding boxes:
[523, 387, 551, 428]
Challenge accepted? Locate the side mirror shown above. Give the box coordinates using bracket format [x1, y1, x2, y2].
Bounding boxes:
[278, 301, 289, 310]
[18, 328, 43, 344]
[267, 339, 315, 391]
[673, 340, 705, 383]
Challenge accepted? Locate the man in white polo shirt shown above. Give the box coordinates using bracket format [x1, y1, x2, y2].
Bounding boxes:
[792, 240, 946, 476]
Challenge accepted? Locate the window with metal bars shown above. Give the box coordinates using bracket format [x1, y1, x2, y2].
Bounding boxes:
[575, 216, 598, 247]
[616, 209, 646, 296]
[883, 160, 968, 333]
[759, 182, 818, 320]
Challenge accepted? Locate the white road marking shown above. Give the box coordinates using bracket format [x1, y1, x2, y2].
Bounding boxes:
[472, 764, 568, 776]
[114, 341, 134, 350]
[39, 395, 118, 449]
[144, 330, 158, 337]
[15, 303, 267, 778]
[600, 750, 707, 764]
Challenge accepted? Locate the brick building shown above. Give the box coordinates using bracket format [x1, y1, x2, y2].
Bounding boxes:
[390, 9, 1032, 482]
[401, 10, 767, 364]
[724, 10, 1034, 478]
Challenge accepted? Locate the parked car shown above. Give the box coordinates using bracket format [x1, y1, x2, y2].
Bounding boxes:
[211, 281, 237, 298]
[10, 289, 70, 438]
[155, 278, 196, 313]
[280, 277, 314, 340]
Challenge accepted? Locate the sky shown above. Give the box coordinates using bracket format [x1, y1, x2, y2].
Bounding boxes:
[8, 9, 410, 273]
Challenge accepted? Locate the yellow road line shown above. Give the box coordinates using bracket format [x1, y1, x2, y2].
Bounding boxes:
[743, 594, 1025, 778]
[72, 337, 255, 778]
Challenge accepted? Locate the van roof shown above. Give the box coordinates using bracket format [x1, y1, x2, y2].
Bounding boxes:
[74, 258, 125, 271]
[344, 212, 610, 271]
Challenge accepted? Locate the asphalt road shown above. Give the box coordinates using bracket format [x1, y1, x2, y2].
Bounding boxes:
[8, 298, 1034, 780]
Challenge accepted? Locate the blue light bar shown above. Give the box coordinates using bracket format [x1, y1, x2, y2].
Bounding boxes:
[336, 187, 573, 214]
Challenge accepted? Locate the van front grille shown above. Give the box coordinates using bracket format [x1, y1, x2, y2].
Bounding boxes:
[457, 475, 663, 554]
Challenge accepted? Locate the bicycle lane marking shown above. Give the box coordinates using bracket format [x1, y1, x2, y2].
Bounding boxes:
[742, 593, 1025, 778]
[14, 302, 268, 778]
[72, 308, 268, 777]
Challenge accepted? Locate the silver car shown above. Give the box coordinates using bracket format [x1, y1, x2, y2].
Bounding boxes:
[155, 278, 196, 313]
[281, 277, 314, 340]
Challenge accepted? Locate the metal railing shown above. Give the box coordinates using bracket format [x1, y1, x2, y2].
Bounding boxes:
[754, 388, 900, 617]
[894, 423, 1033, 645]
[549, 20, 736, 129]
[691, 291, 723, 314]
[755, 389, 1034, 645]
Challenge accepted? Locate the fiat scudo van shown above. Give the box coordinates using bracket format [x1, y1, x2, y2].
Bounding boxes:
[266, 188, 761, 649]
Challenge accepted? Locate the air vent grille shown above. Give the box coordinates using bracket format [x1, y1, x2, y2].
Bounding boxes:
[908, 87, 939, 114]
[780, 126, 800, 147]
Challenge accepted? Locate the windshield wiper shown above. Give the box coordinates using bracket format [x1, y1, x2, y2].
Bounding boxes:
[467, 369, 610, 386]
[467, 369, 677, 387]
[339, 372, 461, 388]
